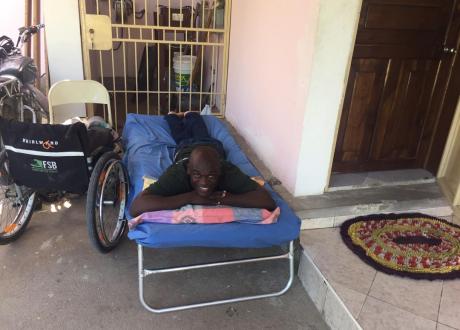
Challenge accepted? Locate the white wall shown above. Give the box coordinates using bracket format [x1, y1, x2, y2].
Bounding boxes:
[226, 0, 362, 196]
[294, 0, 362, 195]
[226, 0, 319, 193]
[0, 1, 46, 76]
[0, 1, 24, 42]
[43, 0, 85, 122]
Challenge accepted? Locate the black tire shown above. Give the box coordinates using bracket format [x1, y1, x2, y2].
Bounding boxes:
[0, 149, 12, 186]
[86, 151, 128, 253]
[0, 95, 47, 123]
[0, 95, 21, 121]
[0, 150, 36, 244]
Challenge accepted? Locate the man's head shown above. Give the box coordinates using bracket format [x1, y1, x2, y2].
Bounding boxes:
[187, 145, 222, 197]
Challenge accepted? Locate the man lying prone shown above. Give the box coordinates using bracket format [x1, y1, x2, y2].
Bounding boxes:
[129, 112, 276, 217]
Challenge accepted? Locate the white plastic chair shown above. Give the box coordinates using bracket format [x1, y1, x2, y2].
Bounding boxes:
[48, 80, 113, 126]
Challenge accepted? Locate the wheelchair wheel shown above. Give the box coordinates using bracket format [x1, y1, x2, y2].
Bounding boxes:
[0, 150, 36, 244]
[86, 151, 128, 253]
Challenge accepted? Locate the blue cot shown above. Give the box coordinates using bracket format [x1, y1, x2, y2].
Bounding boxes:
[122, 114, 301, 313]
[123, 114, 300, 248]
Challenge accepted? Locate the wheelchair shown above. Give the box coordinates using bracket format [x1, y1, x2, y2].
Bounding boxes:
[0, 80, 128, 253]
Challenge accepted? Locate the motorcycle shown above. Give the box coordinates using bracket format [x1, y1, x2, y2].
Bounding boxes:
[0, 24, 48, 123]
[0, 24, 49, 244]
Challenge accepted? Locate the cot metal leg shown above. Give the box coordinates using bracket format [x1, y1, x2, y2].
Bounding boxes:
[137, 241, 295, 313]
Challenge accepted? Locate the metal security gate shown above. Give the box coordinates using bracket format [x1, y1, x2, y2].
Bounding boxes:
[79, 0, 231, 131]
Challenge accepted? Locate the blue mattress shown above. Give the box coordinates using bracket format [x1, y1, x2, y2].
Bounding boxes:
[123, 114, 300, 248]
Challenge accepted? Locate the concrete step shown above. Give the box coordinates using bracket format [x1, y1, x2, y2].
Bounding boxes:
[298, 247, 362, 330]
[328, 169, 435, 191]
[290, 182, 453, 230]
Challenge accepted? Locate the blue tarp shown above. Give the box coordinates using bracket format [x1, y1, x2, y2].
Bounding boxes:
[123, 114, 300, 248]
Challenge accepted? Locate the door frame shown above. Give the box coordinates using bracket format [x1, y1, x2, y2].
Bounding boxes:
[318, 0, 460, 205]
[438, 100, 460, 205]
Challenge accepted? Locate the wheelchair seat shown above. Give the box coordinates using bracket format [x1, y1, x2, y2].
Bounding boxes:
[86, 126, 115, 157]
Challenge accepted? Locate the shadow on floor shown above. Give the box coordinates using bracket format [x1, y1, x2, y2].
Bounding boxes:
[0, 197, 328, 330]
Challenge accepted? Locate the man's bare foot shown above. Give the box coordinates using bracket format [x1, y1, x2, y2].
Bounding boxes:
[168, 111, 185, 117]
[184, 110, 200, 117]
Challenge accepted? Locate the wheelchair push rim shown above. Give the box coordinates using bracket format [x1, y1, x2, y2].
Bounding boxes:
[86, 152, 127, 253]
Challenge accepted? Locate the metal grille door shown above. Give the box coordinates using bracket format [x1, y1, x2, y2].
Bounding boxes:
[80, 0, 231, 131]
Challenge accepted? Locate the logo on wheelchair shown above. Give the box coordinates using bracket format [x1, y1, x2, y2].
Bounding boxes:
[21, 138, 59, 150]
[30, 158, 58, 173]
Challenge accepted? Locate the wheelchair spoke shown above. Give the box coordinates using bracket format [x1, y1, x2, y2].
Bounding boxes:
[86, 152, 127, 253]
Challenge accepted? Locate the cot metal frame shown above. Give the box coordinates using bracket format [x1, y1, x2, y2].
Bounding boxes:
[137, 240, 295, 313]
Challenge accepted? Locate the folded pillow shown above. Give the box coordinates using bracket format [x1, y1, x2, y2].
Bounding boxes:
[128, 204, 280, 229]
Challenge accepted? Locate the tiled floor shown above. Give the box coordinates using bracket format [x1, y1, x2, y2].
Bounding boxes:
[300, 227, 460, 330]
[228, 119, 459, 329]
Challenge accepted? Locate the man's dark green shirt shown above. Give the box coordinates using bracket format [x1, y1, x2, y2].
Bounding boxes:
[145, 160, 259, 196]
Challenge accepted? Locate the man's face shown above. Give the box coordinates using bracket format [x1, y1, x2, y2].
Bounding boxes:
[187, 159, 221, 197]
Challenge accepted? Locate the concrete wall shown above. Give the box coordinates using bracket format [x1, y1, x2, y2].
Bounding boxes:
[225, 0, 320, 193]
[294, 0, 362, 195]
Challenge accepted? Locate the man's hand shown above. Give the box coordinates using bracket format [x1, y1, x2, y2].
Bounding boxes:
[207, 190, 227, 205]
[130, 186, 276, 217]
[203, 187, 276, 210]
[130, 190, 220, 216]
[210, 187, 276, 211]
[188, 190, 222, 205]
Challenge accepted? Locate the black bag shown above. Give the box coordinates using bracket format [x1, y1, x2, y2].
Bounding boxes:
[0, 118, 90, 193]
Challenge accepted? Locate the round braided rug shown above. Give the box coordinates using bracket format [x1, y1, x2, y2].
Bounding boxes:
[340, 213, 460, 279]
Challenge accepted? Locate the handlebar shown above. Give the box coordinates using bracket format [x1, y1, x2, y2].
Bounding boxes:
[18, 24, 45, 36]
[16, 24, 44, 47]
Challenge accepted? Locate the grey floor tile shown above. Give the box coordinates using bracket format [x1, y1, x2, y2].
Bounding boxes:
[301, 228, 376, 295]
[323, 286, 361, 330]
[437, 323, 458, 330]
[329, 280, 367, 319]
[438, 280, 460, 329]
[358, 296, 437, 330]
[368, 272, 442, 321]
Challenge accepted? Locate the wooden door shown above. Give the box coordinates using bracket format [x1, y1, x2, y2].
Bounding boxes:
[333, 0, 460, 173]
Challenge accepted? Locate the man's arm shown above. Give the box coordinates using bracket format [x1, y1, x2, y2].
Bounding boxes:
[129, 190, 213, 217]
[129, 185, 277, 217]
[210, 186, 276, 211]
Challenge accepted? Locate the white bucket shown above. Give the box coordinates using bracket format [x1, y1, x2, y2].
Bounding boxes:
[173, 52, 183, 61]
[173, 55, 197, 91]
